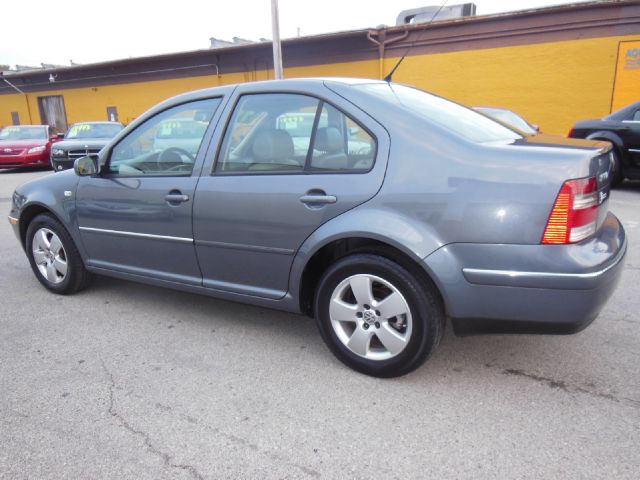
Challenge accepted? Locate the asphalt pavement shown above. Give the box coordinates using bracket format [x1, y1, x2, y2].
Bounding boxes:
[1, 168, 638, 479]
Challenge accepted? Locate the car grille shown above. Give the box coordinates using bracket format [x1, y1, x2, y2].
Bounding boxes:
[1, 148, 24, 156]
[67, 148, 101, 160]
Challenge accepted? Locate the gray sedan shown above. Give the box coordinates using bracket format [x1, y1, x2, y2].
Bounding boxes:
[8, 78, 626, 377]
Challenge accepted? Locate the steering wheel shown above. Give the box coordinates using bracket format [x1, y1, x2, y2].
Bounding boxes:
[157, 147, 195, 168]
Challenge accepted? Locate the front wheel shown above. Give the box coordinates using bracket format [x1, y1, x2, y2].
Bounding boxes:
[26, 213, 92, 294]
[314, 254, 444, 377]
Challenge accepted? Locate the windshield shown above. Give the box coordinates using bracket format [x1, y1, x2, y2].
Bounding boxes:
[66, 123, 122, 139]
[475, 108, 536, 134]
[0, 126, 47, 140]
[155, 119, 208, 139]
[359, 83, 522, 143]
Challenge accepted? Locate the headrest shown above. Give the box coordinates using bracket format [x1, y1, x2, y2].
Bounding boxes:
[314, 127, 343, 153]
[252, 129, 294, 161]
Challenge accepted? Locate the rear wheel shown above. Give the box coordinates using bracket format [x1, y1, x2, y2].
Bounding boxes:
[314, 254, 444, 377]
[26, 213, 92, 294]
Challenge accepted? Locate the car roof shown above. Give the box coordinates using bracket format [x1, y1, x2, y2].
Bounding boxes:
[127, 77, 389, 131]
[173, 77, 387, 100]
[605, 101, 640, 121]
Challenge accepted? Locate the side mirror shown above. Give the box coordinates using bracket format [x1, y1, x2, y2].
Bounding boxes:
[74, 154, 99, 176]
[532, 124, 540, 133]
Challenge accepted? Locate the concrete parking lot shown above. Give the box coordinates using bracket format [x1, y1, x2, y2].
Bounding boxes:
[1, 168, 638, 479]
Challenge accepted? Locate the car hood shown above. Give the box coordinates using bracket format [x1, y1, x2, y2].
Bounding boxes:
[54, 139, 111, 150]
[0, 139, 48, 150]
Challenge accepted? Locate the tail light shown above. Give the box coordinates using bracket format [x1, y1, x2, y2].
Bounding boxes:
[542, 176, 599, 244]
[567, 128, 575, 137]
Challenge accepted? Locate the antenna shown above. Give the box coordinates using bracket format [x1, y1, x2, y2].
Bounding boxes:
[383, 0, 449, 83]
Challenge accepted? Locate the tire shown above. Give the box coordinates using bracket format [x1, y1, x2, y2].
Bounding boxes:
[610, 148, 624, 188]
[314, 254, 444, 377]
[25, 213, 92, 294]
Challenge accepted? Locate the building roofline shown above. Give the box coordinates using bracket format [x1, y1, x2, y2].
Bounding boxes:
[2, 0, 634, 79]
[1, 0, 638, 97]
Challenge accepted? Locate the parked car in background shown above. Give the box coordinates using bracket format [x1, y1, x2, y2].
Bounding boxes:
[474, 107, 539, 135]
[50, 121, 124, 171]
[8, 79, 626, 377]
[0, 125, 61, 170]
[568, 101, 640, 186]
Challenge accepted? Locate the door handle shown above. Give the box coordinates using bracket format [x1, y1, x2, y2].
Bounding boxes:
[165, 193, 190, 204]
[299, 193, 337, 205]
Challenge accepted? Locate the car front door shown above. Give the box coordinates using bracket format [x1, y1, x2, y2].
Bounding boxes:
[192, 87, 389, 299]
[76, 96, 223, 285]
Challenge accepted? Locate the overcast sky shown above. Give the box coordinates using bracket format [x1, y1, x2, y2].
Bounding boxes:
[1, 0, 591, 67]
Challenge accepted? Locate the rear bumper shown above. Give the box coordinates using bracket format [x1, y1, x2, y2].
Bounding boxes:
[424, 212, 627, 335]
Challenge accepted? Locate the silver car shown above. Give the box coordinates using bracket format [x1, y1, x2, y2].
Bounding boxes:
[8, 78, 626, 377]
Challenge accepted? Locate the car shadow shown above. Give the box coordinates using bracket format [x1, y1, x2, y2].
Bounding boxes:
[87, 275, 550, 380]
[615, 179, 640, 192]
[0, 166, 52, 174]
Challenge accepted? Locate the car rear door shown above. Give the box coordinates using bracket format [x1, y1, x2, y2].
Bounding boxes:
[193, 84, 390, 299]
[76, 95, 226, 285]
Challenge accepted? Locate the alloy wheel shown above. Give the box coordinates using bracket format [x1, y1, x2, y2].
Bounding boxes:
[329, 274, 413, 361]
[32, 227, 68, 284]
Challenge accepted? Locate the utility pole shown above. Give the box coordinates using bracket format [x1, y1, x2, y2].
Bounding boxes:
[271, 0, 284, 79]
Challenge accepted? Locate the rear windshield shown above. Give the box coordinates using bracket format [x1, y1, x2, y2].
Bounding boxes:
[476, 108, 536, 134]
[358, 83, 522, 143]
[66, 123, 122, 139]
[0, 126, 47, 140]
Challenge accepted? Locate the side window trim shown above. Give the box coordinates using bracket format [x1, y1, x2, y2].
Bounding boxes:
[211, 92, 378, 176]
[304, 100, 325, 171]
[104, 96, 222, 178]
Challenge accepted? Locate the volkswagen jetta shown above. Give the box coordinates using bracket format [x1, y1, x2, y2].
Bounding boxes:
[8, 78, 626, 377]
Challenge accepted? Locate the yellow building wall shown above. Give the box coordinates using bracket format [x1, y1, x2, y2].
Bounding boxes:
[0, 72, 251, 127]
[1, 34, 639, 135]
[612, 40, 640, 111]
[387, 34, 640, 135]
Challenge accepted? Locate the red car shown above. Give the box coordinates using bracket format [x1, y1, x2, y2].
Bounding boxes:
[0, 125, 62, 169]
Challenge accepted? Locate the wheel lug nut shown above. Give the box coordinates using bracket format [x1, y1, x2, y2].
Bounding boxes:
[375, 322, 380, 329]
[356, 312, 363, 318]
[363, 304, 370, 310]
[375, 310, 381, 316]
[363, 323, 369, 330]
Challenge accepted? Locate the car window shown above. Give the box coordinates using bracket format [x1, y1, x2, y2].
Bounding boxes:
[633, 110, 640, 121]
[216, 93, 376, 174]
[216, 94, 319, 173]
[358, 83, 522, 143]
[67, 123, 122, 139]
[108, 98, 220, 176]
[476, 108, 536, 135]
[310, 103, 376, 171]
[0, 126, 47, 140]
